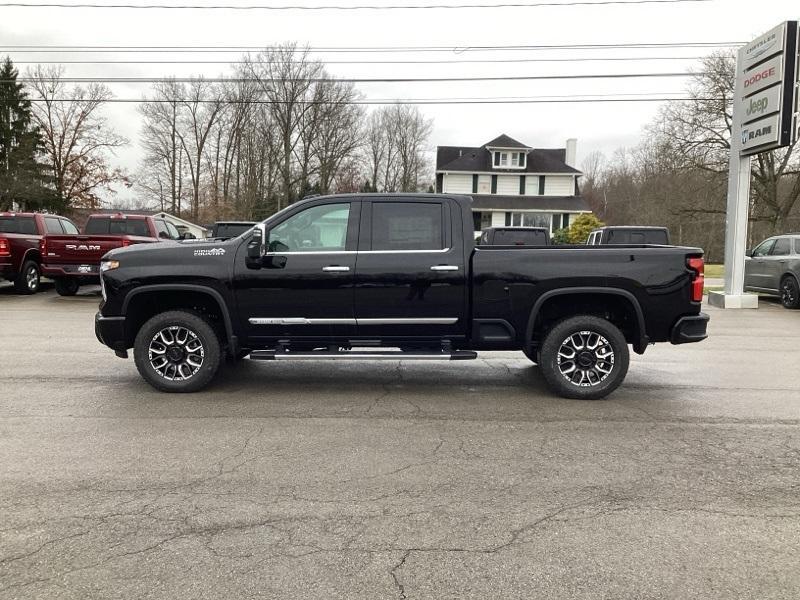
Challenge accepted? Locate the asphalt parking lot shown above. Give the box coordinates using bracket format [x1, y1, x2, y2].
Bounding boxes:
[1, 284, 799, 599]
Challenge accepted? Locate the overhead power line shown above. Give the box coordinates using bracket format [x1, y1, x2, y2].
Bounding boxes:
[10, 72, 700, 84]
[24, 95, 703, 105]
[9, 56, 708, 65]
[0, 42, 743, 53]
[0, 0, 714, 10]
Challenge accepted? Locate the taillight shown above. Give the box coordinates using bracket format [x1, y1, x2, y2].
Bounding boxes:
[39, 237, 47, 256]
[687, 257, 704, 302]
[122, 239, 131, 247]
[0, 238, 9, 257]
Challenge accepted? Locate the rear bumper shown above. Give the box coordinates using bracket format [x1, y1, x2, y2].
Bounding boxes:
[95, 311, 128, 357]
[670, 312, 709, 345]
[42, 263, 100, 280]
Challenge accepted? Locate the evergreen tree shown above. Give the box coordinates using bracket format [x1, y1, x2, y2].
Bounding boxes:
[0, 57, 58, 211]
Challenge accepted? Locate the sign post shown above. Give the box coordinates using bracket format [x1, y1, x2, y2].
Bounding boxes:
[709, 21, 799, 309]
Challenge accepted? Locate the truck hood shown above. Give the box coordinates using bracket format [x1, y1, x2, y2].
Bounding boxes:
[103, 237, 236, 264]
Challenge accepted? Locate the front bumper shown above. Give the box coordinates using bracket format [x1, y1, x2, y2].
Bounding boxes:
[670, 312, 709, 345]
[95, 311, 128, 357]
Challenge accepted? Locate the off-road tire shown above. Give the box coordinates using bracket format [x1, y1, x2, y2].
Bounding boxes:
[538, 315, 629, 400]
[14, 260, 40, 294]
[54, 278, 80, 296]
[134, 310, 222, 393]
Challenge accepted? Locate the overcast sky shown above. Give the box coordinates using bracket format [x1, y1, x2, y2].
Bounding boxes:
[0, 0, 796, 203]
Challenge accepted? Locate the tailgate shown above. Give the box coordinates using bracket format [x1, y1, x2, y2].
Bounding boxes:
[43, 235, 124, 267]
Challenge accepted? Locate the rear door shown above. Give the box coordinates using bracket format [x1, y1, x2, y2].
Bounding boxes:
[765, 237, 792, 290]
[353, 197, 467, 340]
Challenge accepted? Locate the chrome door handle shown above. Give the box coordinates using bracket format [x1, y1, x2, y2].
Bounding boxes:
[430, 265, 459, 271]
[322, 266, 350, 272]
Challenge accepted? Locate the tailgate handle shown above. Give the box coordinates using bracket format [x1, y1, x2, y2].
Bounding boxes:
[431, 265, 459, 271]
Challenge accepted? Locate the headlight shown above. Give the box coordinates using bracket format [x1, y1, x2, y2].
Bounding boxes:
[100, 260, 119, 272]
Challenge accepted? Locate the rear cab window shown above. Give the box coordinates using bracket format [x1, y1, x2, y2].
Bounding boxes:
[86, 217, 150, 237]
[492, 229, 547, 246]
[0, 216, 37, 235]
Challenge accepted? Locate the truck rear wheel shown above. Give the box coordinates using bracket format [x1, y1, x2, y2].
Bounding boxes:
[133, 310, 222, 393]
[538, 315, 629, 400]
[54, 278, 80, 296]
[14, 260, 40, 294]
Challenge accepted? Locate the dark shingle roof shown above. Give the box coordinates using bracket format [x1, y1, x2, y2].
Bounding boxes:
[436, 145, 579, 174]
[484, 134, 529, 149]
[470, 194, 590, 212]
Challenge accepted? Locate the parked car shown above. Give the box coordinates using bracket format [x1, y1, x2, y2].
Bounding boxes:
[587, 226, 670, 245]
[41, 213, 180, 296]
[95, 194, 708, 400]
[744, 234, 800, 309]
[478, 227, 550, 246]
[0, 212, 80, 294]
[211, 221, 256, 240]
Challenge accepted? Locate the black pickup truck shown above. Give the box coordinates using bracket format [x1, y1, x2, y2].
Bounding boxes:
[95, 194, 708, 399]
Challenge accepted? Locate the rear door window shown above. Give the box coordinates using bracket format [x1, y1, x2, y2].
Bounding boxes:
[371, 202, 444, 251]
[771, 238, 791, 256]
[61, 219, 79, 235]
[44, 216, 64, 234]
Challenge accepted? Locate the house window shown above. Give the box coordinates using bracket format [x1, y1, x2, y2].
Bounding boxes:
[507, 212, 552, 229]
[499, 152, 508, 166]
[511, 153, 519, 167]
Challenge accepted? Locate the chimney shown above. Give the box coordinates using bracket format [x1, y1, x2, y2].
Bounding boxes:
[565, 138, 577, 168]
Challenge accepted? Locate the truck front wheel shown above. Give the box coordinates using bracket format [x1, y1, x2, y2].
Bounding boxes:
[133, 310, 222, 393]
[538, 315, 629, 400]
[54, 278, 79, 296]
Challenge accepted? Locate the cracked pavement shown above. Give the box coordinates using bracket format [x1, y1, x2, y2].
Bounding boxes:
[1, 284, 799, 599]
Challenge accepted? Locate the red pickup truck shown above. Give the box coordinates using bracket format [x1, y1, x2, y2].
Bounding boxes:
[0, 212, 81, 294]
[41, 213, 181, 296]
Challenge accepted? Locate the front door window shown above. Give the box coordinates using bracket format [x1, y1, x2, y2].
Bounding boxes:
[268, 203, 350, 252]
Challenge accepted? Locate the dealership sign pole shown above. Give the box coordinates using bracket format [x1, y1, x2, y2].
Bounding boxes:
[709, 20, 799, 309]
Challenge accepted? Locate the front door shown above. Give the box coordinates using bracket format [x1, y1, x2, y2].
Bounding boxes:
[234, 200, 360, 345]
[745, 238, 775, 290]
[353, 198, 467, 341]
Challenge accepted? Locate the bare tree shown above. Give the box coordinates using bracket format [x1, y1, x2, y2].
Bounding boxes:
[28, 65, 128, 209]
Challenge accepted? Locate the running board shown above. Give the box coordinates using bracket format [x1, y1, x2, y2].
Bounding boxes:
[248, 349, 477, 361]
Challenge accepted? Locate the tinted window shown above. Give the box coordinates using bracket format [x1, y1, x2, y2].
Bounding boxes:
[85, 218, 109, 234]
[644, 230, 669, 244]
[371, 202, 443, 251]
[61, 219, 79, 235]
[492, 229, 548, 246]
[109, 219, 149, 237]
[795, 238, 800, 254]
[44, 216, 63, 234]
[752, 239, 775, 257]
[0, 216, 37, 234]
[268, 203, 350, 252]
[772, 238, 791, 256]
[215, 223, 254, 238]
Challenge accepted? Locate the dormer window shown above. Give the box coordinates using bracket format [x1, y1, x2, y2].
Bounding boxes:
[493, 151, 526, 169]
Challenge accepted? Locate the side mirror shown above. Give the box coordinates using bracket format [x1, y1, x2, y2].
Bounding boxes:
[245, 225, 265, 269]
[180, 232, 196, 240]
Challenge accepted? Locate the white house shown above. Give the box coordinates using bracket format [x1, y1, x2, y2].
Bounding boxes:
[435, 134, 591, 235]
